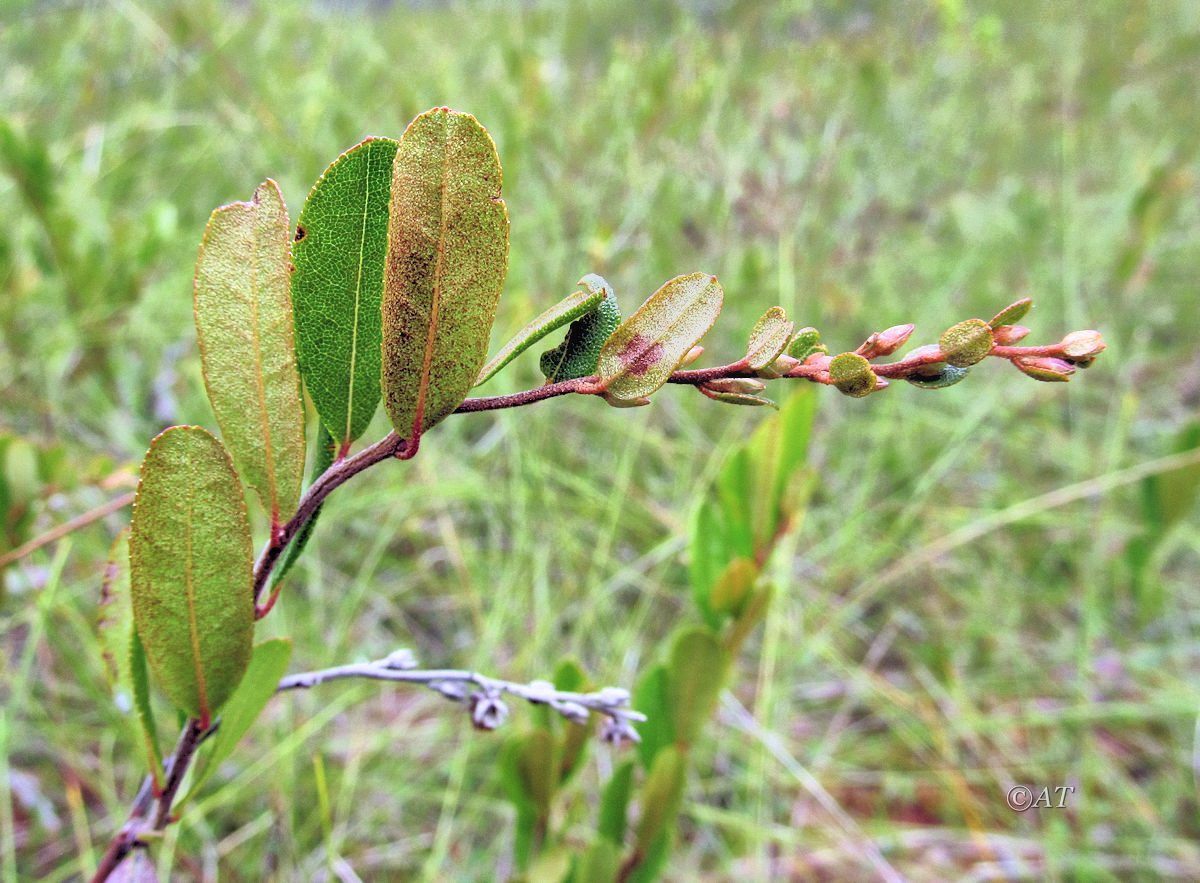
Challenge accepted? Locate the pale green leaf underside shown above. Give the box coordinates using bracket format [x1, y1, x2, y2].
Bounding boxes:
[383, 108, 509, 438]
[184, 638, 292, 802]
[130, 426, 254, 720]
[292, 138, 399, 448]
[475, 283, 605, 386]
[194, 179, 306, 520]
[744, 306, 794, 370]
[597, 272, 724, 401]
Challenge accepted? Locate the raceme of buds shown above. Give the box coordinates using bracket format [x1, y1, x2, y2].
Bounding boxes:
[939, 319, 995, 367]
[857, 323, 915, 358]
[1013, 355, 1076, 382]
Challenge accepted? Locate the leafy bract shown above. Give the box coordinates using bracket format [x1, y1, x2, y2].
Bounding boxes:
[475, 278, 606, 386]
[597, 272, 723, 402]
[185, 638, 292, 802]
[383, 108, 509, 441]
[539, 275, 622, 382]
[194, 179, 306, 521]
[744, 306, 794, 370]
[292, 138, 399, 449]
[129, 426, 254, 721]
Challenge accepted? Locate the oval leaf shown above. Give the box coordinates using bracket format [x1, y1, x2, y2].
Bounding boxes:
[597, 272, 723, 401]
[383, 108, 509, 441]
[130, 427, 254, 721]
[634, 745, 686, 853]
[475, 278, 606, 386]
[539, 275, 622, 382]
[744, 306, 794, 370]
[667, 627, 731, 746]
[292, 138, 399, 449]
[194, 179, 306, 521]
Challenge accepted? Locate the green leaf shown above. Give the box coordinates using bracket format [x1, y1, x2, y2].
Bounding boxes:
[130, 426, 255, 721]
[598, 758, 636, 845]
[632, 664, 675, 769]
[500, 729, 557, 818]
[574, 839, 621, 883]
[194, 179, 307, 521]
[828, 352, 877, 398]
[476, 277, 607, 386]
[292, 137, 399, 449]
[939, 318, 994, 367]
[539, 276, 622, 382]
[708, 557, 758, 617]
[989, 297, 1032, 328]
[786, 326, 825, 362]
[706, 391, 777, 408]
[634, 745, 686, 853]
[744, 306, 794, 370]
[725, 583, 774, 654]
[130, 631, 163, 780]
[98, 530, 134, 691]
[270, 422, 336, 589]
[382, 108, 509, 441]
[666, 628, 731, 746]
[626, 831, 672, 883]
[597, 272, 723, 402]
[184, 638, 292, 802]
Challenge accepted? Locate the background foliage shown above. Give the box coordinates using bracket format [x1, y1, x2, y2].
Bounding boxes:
[2, 1, 1198, 879]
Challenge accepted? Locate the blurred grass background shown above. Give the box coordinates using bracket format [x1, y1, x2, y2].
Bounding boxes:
[2, 0, 1199, 879]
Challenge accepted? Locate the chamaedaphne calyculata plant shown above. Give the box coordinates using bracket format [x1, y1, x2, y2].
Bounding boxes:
[90, 107, 1106, 881]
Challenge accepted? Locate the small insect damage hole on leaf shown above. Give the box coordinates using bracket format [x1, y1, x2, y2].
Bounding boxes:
[294, 226, 306, 242]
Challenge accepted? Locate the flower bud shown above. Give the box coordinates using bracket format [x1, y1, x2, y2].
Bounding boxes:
[905, 364, 970, 389]
[1013, 355, 1075, 382]
[1060, 330, 1105, 359]
[469, 689, 509, 730]
[992, 324, 1031, 345]
[680, 345, 705, 366]
[756, 353, 799, 378]
[703, 378, 766, 395]
[602, 392, 652, 408]
[858, 323, 915, 358]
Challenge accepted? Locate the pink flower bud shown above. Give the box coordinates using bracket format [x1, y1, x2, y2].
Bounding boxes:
[992, 324, 1031, 345]
[680, 345, 705, 366]
[1013, 355, 1076, 382]
[873, 324, 915, 356]
[1060, 330, 1106, 359]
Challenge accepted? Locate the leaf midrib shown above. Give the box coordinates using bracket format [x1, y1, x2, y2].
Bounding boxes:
[183, 495, 210, 719]
[247, 202, 279, 519]
[343, 151, 376, 448]
[411, 119, 454, 439]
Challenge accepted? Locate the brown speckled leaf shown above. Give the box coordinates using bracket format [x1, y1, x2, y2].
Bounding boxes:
[194, 180, 306, 521]
[382, 108, 509, 440]
[597, 272, 723, 401]
[129, 426, 254, 721]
